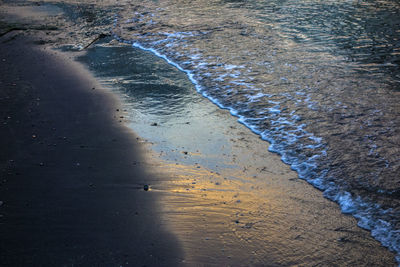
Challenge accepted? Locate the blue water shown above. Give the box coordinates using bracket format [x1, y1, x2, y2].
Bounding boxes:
[108, 0, 400, 262]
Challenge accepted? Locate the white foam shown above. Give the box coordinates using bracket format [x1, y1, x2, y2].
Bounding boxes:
[112, 22, 400, 263]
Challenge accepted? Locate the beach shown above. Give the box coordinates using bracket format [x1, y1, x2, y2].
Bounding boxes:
[0, 31, 185, 266]
[0, 1, 398, 266]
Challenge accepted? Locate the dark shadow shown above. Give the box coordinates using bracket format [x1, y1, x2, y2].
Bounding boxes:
[0, 37, 183, 266]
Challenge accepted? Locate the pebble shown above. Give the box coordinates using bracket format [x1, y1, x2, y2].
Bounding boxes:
[143, 184, 149, 191]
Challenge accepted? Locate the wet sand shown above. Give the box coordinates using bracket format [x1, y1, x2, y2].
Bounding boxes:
[79, 42, 397, 265]
[0, 1, 397, 266]
[0, 33, 182, 265]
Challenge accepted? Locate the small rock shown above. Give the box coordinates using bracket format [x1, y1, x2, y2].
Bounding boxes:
[151, 122, 158, 126]
[39, 162, 44, 166]
[338, 237, 350, 242]
[294, 235, 302, 240]
[0, 201, 3, 206]
[143, 185, 149, 191]
[243, 222, 254, 229]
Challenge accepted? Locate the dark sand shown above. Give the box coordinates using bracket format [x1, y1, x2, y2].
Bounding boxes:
[0, 34, 182, 266]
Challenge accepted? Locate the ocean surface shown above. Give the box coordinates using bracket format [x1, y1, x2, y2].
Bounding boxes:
[109, 0, 400, 261]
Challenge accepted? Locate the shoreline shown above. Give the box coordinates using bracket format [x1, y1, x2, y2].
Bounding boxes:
[0, 2, 398, 266]
[0, 33, 182, 265]
[78, 40, 397, 265]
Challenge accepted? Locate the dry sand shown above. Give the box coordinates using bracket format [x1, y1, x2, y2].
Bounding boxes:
[0, 33, 183, 265]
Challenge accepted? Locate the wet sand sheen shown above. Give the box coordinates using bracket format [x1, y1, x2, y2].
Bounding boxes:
[0, 2, 397, 266]
[0, 34, 183, 265]
[81, 43, 397, 265]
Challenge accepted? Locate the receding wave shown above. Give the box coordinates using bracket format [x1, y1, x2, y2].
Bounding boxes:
[111, 0, 400, 262]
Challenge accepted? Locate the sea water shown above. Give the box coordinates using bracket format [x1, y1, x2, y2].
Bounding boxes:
[110, 0, 400, 261]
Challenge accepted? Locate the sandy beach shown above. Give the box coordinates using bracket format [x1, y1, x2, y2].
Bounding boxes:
[0, 1, 397, 266]
[0, 30, 183, 266]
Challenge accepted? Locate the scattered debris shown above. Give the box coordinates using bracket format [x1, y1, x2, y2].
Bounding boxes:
[0, 25, 59, 38]
[83, 33, 111, 49]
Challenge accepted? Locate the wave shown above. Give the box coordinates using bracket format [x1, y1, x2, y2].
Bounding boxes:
[111, 2, 400, 263]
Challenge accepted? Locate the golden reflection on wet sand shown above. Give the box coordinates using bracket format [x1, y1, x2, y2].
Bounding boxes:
[148, 109, 395, 266]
